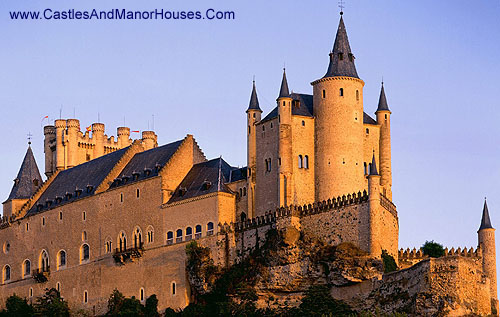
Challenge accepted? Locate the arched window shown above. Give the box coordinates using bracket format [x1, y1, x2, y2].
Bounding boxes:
[56, 282, 61, 292]
[240, 212, 247, 222]
[195, 225, 202, 239]
[239, 188, 242, 197]
[304, 155, 309, 169]
[59, 211, 63, 221]
[57, 250, 66, 270]
[176, 229, 183, 243]
[207, 222, 214, 236]
[146, 226, 154, 244]
[322, 90, 326, 98]
[264, 159, 268, 172]
[339, 88, 344, 96]
[366, 128, 369, 135]
[3, 265, 11, 283]
[133, 227, 143, 249]
[166, 231, 174, 245]
[82, 231, 87, 241]
[243, 187, 247, 196]
[81, 244, 90, 263]
[83, 290, 88, 304]
[268, 158, 272, 171]
[298, 155, 303, 169]
[105, 238, 112, 254]
[136, 188, 140, 198]
[356, 90, 359, 101]
[40, 250, 49, 272]
[118, 231, 127, 252]
[23, 259, 31, 278]
[185, 227, 193, 241]
[140, 288, 145, 303]
[172, 282, 176, 295]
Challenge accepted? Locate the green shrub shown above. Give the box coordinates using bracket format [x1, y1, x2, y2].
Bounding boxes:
[297, 285, 353, 316]
[382, 250, 398, 273]
[421, 240, 444, 258]
[0, 294, 34, 316]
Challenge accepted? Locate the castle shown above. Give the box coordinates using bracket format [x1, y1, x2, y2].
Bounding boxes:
[0, 14, 497, 315]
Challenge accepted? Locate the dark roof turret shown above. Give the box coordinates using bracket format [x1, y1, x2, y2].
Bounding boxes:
[7, 145, 43, 201]
[376, 82, 390, 112]
[479, 199, 494, 230]
[324, 16, 359, 79]
[278, 69, 290, 99]
[247, 80, 262, 112]
[369, 152, 379, 176]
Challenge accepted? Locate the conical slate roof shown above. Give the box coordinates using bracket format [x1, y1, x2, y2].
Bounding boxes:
[278, 69, 290, 99]
[247, 80, 262, 112]
[324, 16, 359, 79]
[377, 83, 390, 112]
[7, 146, 42, 200]
[369, 152, 378, 176]
[479, 200, 494, 230]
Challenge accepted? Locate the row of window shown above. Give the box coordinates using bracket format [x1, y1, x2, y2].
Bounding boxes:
[322, 88, 360, 101]
[238, 187, 247, 197]
[2, 245, 89, 284]
[166, 222, 214, 245]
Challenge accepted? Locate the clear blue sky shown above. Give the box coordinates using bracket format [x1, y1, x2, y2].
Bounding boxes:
[1, 0, 500, 280]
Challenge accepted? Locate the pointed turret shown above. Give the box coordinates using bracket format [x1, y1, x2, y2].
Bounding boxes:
[324, 15, 359, 79]
[477, 199, 498, 309]
[480, 199, 494, 230]
[278, 69, 290, 99]
[369, 152, 378, 176]
[7, 145, 42, 201]
[247, 80, 262, 112]
[376, 82, 390, 112]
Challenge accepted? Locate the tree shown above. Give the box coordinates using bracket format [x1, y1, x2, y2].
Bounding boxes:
[297, 285, 353, 316]
[382, 250, 398, 273]
[422, 240, 445, 258]
[144, 295, 159, 317]
[33, 288, 70, 317]
[0, 294, 34, 316]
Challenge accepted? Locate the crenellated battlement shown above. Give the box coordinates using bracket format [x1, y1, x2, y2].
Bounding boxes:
[398, 246, 482, 269]
[232, 190, 371, 232]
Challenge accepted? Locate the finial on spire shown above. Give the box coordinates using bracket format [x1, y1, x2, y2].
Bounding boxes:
[338, 0, 345, 15]
[27, 132, 33, 146]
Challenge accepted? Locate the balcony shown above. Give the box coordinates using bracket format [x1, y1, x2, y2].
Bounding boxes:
[32, 267, 50, 283]
[113, 242, 144, 265]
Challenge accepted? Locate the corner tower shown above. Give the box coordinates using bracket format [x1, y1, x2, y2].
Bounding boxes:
[246, 80, 262, 218]
[375, 83, 392, 199]
[478, 200, 498, 313]
[277, 70, 294, 207]
[312, 14, 365, 201]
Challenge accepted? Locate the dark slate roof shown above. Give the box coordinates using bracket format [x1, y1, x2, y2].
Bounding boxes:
[109, 139, 184, 189]
[168, 158, 237, 203]
[261, 93, 313, 123]
[247, 81, 262, 112]
[228, 167, 247, 183]
[324, 16, 359, 79]
[479, 200, 494, 230]
[377, 83, 390, 112]
[363, 112, 377, 125]
[278, 69, 290, 99]
[7, 146, 43, 201]
[369, 153, 378, 176]
[26, 147, 129, 216]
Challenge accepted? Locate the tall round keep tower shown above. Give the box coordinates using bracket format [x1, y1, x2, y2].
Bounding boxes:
[312, 15, 365, 201]
[246, 80, 262, 218]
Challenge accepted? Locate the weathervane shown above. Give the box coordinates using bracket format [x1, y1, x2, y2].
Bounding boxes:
[27, 132, 33, 145]
[338, 0, 345, 15]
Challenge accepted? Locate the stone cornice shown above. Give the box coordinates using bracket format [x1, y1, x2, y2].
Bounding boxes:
[311, 76, 365, 86]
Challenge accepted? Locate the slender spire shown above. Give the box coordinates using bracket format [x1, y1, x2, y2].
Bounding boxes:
[369, 151, 378, 176]
[278, 68, 290, 99]
[479, 199, 494, 230]
[247, 80, 262, 112]
[7, 145, 43, 201]
[376, 81, 390, 112]
[324, 15, 359, 79]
